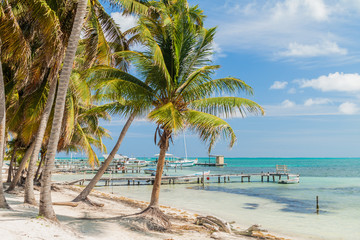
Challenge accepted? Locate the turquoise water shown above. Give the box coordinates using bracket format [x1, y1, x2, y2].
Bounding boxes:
[54, 158, 360, 240]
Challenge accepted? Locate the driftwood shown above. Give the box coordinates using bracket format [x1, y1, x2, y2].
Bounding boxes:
[196, 215, 232, 233]
[232, 224, 268, 236]
[53, 202, 79, 207]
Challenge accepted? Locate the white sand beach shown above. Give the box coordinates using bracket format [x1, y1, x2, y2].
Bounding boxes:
[0, 184, 292, 240]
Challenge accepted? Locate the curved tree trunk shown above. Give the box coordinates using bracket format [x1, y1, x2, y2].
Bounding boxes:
[7, 142, 35, 192]
[0, 47, 10, 209]
[134, 130, 171, 230]
[34, 150, 46, 182]
[24, 78, 57, 205]
[73, 112, 136, 203]
[6, 141, 18, 183]
[38, 0, 87, 221]
[148, 131, 169, 207]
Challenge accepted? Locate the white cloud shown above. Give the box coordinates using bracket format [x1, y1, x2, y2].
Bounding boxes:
[270, 81, 288, 90]
[282, 99, 295, 108]
[299, 72, 360, 92]
[209, 42, 227, 60]
[288, 88, 296, 94]
[111, 12, 138, 32]
[272, 0, 329, 21]
[338, 102, 358, 114]
[280, 41, 347, 57]
[304, 98, 332, 106]
[208, 0, 360, 62]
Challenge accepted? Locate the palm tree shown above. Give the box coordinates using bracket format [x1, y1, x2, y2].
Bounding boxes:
[90, 0, 264, 229]
[0, 0, 33, 209]
[0, 45, 9, 209]
[38, 0, 148, 220]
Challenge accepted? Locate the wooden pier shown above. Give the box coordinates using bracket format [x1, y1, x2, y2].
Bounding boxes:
[68, 172, 299, 186]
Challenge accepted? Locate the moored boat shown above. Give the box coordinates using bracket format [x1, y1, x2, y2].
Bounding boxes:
[278, 175, 299, 184]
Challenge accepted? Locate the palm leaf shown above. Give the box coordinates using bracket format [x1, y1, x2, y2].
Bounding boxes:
[190, 97, 265, 118]
[185, 109, 236, 153]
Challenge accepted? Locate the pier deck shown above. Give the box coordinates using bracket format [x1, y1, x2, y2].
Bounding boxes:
[67, 172, 300, 186]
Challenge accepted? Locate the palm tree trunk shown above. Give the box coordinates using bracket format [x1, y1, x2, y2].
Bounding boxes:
[6, 142, 18, 183]
[149, 131, 169, 207]
[7, 142, 35, 192]
[134, 130, 171, 230]
[38, 0, 87, 221]
[24, 78, 57, 205]
[73, 112, 136, 203]
[0, 46, 10, 209]
[35, 150, 46, 182]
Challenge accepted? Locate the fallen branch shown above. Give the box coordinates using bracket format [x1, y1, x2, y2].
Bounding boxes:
[53, 202, 79, 207]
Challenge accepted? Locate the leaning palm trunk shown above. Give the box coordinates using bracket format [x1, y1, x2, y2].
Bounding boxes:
[73, 112, 136, 203]
[0, 48, 10, 209]
[24, 77, 58, 204]
[7, 142, 35, 192]
[6, 142, 18, 183]
[135, 130, 171, 230]
[39, 0, 87, 220]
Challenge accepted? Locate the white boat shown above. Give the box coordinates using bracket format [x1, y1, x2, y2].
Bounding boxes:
[143, 168, 157, 174]
[153, 153, 197, 167]
[278, 175, 299, 184]
[125, 158, 148, 168]
[166, 158, 198, 167]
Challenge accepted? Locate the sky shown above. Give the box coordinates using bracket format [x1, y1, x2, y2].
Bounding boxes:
[62, 0, 360, 158]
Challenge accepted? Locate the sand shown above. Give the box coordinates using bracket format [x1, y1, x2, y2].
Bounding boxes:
[0, 184, 256, 240]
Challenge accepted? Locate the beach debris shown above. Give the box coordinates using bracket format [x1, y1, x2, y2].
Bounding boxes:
[53, 202, 79, 207]
[196, 215, 232, 233]
[232, 224, 271, 238]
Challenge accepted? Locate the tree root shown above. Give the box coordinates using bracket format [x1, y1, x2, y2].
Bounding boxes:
[72, 197, 104, 207]
[124, 205, 171, 231]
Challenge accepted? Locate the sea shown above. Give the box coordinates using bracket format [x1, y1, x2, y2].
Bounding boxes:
[53, 157, 360, 240]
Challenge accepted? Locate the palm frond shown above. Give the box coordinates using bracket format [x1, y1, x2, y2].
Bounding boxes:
[148, 102, 184, 132]
[185, 110, 236, 153]
[190, 97, 265, 118]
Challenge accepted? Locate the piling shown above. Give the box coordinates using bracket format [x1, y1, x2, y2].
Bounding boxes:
[316, 196, 319, 214]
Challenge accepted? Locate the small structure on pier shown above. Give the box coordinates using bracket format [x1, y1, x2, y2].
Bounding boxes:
[195, 155, 227, 167]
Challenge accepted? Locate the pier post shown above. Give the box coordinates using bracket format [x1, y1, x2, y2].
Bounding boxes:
[267, 176, 269, 182]
[203, 171, 205, 186]
[218, 177, 220, 183]
[261, 176, 263, 182]
[272, 175, 275, 182]
[224, 176, 226, 183]
[197, 177, 200, 183]
[248, 176, 250, 182]
[128, 180, 130, 185]
[241, 176, 243, 183]
[316, 196, 319, 214]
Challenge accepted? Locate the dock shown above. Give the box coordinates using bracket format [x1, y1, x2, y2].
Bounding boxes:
[68, 172, 300, 186]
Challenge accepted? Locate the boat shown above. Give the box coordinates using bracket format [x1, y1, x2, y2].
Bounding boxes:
[144, 168, 157, 174]
[124, 158, 148, 168]
[153, 153, 197, 167]
[278, 175, 299, 184]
